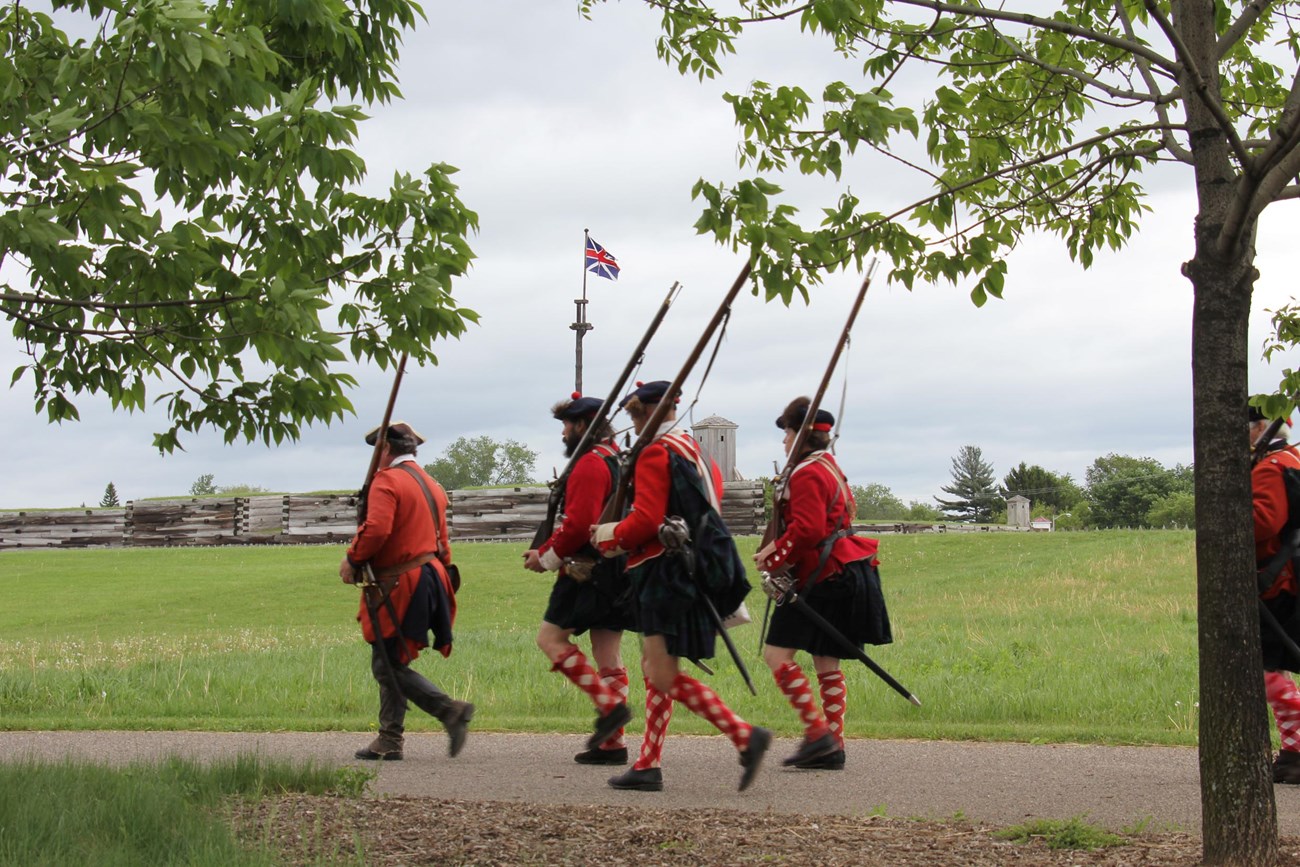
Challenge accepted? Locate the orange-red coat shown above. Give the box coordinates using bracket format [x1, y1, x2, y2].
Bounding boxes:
[1254, 443, 1300, 599]
[347, 459, 455, 661]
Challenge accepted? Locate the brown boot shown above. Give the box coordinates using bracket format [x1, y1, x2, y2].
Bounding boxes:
[354, 736, 403, 761]
[1274, 750, 1300, 784]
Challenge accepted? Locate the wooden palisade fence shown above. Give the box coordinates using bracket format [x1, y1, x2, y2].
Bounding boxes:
[0, 482, 769, 549]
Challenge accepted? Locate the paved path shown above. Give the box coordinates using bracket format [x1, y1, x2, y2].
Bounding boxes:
[5, 730, 1300, 835]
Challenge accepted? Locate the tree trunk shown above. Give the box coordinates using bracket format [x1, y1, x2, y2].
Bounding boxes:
[1173, 0, 1281, 858]
[1191, 254, 1278, 865]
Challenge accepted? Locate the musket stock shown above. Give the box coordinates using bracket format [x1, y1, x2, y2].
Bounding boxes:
[354, 353, 410, 704]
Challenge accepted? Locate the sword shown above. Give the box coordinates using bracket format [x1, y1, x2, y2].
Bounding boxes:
[660, 517, 758, 695]
[763, 573, 921, 707]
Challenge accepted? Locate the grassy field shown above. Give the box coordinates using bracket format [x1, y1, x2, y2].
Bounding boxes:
[0, 531, 1200, 745]
[0, 756, 370, 866]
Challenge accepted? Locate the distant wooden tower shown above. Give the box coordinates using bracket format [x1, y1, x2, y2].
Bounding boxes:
[1006, 494, 1031, 528]
[692, 415, 741, 481]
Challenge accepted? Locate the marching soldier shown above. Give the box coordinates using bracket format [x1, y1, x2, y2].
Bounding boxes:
[340, 422, 475, 762]
[756, 398, 892, 770]
[591, 380, 770, 792]
[1250, 402, 1300, 784]
[524, 393, 635, 764]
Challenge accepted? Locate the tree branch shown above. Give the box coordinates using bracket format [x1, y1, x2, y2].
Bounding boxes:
[985, 20, 1161, 105]
[886, 0, 1180, 73]
[0, 291, 252, 310]
[1217, 0, 1276, 60]
[1115, 0, 1193, 163]
[1143, 0, 1253, 172]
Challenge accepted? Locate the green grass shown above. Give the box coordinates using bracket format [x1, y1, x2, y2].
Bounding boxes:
[994, 816, 1128, 850]
[0, 531, 1200, 744]
[0, 756, 371, 866]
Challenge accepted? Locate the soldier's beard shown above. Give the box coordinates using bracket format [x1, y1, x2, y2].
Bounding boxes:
[563, 430, 583, 458]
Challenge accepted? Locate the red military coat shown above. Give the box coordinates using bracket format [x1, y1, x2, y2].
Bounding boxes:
[760, 451, 878, 586]
[539, 441, 618, 569]
[1254, 441, 1300, 599]
[612, 427, 724, 569]
[347, 456, 455, 661]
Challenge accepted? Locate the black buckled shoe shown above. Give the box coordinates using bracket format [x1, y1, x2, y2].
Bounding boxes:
[794, 748, 845, 770]
[782, 732, 838, 767]
[608, 766, 664, 791]
[738, 727, 771, 792]
[587, 703, 632, 750]
[444, 701, 475, 758]
[354, 746, 403, 761]
[574, 746, 629, 765]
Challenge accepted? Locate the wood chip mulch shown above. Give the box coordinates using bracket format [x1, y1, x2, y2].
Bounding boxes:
[227, 794, 1300, 865]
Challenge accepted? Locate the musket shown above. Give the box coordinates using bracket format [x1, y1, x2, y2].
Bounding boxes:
[1251, 390, 1300, 466]
[763, 574, 921, 706]
[355, 353, 410, 704]
[530, 282, 682, 553]
[660, 516, 757, 694]
[598, 262, 753, 525]
[752, 261, 918, 706]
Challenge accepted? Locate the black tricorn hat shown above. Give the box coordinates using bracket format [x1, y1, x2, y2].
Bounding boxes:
[364, 421, 426, 446]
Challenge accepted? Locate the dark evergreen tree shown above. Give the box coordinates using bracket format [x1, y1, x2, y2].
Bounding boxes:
[99, 482, 120, 508]
[935, 446, 1003, 523]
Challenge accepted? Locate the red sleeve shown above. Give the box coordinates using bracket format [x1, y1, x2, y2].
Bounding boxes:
[541, 451, 612, 558]
[762, 466, 833, 573]
[614, 443, 670, 550]
[348, 472, 397, 564]
[1254, 458, 1290, 544]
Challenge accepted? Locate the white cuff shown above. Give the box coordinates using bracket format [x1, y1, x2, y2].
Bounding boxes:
[539, 548, 564, 572]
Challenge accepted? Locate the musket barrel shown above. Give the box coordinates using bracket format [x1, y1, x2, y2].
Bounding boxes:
[605, 263, 752, 520]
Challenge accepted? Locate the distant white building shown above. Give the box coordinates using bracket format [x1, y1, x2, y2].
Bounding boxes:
[1030, 516, 1054, 532]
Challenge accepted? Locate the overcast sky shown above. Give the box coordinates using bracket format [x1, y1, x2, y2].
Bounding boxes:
[3, 2, 1297, 511]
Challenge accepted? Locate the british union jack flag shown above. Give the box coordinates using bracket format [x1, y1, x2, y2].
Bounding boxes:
[584, 236, 620, 281]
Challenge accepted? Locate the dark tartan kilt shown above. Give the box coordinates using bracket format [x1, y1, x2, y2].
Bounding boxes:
[628, 555, 721, 661]
[1261, 590, 1300, 672]
[543, 556, 635, 635]
[765, 558, 892, 657]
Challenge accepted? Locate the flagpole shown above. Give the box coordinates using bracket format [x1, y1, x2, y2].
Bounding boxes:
[572, 228, 593, 392]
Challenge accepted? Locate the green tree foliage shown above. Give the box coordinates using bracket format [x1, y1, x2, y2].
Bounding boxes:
[1001, 462, 1084, 513]
[1, 0, 478, 452]
[189, 473, 216, 497]
[99, 481, 119, 508]
[851, 482, 906, 519]
[935, 445, 1003, 523]
[1085, 454, 1194, 529]
[423, 436, 538, 490]
[217, 484, 270, 496]
[1148, 491, 1197, 529]
[1054, 500, 1094, 532]
[903, 500, 944, 522]
[583, 5, 1300, 853]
